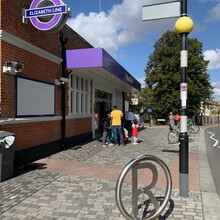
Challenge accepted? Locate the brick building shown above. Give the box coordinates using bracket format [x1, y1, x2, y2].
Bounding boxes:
[0, 0, 141, 167]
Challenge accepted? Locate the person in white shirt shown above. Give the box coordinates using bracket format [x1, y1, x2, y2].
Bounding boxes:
[125, 109, 134, 137]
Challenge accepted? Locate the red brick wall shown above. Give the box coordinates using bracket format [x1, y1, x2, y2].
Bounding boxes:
[1, 41, 62, 118]
[0, 0, 93, 153]
[66, 118, 92, 137]
[1, 0, 60, 56]
[1, 121, 61, 151]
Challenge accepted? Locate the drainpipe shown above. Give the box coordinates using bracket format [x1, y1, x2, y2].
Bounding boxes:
[59, 32, 68, 150]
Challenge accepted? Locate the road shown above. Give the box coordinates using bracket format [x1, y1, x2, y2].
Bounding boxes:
[204, 126, 220, 197]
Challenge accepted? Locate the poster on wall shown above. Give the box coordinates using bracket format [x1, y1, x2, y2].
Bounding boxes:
[16, 76, 55, 117]
[131, 98, 138, 105]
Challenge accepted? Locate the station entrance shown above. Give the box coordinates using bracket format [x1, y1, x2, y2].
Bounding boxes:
[94, 89, 112, 137]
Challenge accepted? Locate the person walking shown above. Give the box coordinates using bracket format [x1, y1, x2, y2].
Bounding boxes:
[174, 113, 181, 125]
[102, 114, 110, 147]
[125, 108, 134, 137]
[169, 112, 175, 130]
[110, 105, 125, 146]
[132, 119, 139, 145]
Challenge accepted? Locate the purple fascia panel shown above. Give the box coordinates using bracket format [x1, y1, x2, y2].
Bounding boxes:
[66, 48, 103, 68]
[65, 48, 141, 91]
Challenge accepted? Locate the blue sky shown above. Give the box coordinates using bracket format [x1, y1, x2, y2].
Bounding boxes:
[63, 0, 220, 100]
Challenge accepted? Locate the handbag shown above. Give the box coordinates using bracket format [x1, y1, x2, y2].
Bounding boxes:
[109, 129, 114, 142]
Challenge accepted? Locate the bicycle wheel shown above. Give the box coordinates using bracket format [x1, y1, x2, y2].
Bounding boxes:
[188, 118, 200, 134]
[193, 124, 200, 134]
[167, 130, 179, 144]
[188, 128, 195, 142]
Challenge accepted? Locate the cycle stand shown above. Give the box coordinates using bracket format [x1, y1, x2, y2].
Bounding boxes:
[115, 155, 172, 220]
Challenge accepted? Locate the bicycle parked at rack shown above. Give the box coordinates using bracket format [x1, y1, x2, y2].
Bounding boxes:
[188, 118, 200, 134]
[167, 121, 195, 144]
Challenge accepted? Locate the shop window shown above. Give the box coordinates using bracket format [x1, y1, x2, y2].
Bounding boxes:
[85, 80, 88, 92]
[76, 92, 79, 113]
[81, 78, 84, 91]
[70, 75, 90, 116]
[76, 76, 79, 89]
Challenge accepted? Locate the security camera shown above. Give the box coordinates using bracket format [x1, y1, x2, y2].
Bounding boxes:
[59, 77, 69, 83]
[5, 61, 17, 68]
[15, 64, 24, 72]
[55, 79, 64, 85]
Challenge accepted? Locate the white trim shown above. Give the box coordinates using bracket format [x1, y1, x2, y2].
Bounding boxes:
[66, 115, 92, 120]
[181, 50, 188, 68]
[0, 116, 62, 125]
[0, 115, 93, 125]
[69, 74, 91, 116]
[0, 29, 62, 64]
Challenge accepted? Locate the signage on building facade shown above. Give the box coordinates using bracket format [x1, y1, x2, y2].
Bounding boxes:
[131, 98, 138, 105]
[24, 0, 70, 32]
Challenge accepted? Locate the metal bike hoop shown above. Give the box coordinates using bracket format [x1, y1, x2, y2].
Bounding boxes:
[115, 154, 172, 220]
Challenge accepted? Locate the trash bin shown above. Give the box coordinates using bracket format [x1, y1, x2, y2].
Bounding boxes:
[0, 131, 15, 182]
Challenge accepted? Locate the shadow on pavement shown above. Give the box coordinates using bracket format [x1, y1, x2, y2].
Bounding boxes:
[139, 197, 174, 219]
[14, 162, 47, 177]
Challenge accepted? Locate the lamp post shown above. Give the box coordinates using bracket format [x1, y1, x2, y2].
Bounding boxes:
[174, 0, 194, 197]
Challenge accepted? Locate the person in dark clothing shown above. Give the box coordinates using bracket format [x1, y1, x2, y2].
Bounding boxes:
[125, 109, 134, 137]
[102, 114, 110, 147]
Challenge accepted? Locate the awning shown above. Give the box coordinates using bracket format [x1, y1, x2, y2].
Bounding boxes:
[65, 48, 141, 92]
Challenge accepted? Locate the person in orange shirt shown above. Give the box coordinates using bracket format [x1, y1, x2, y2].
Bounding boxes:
[174, 113, 181, 125]
[110, 105, 125, 146]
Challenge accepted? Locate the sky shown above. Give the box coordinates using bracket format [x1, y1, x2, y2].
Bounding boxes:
[63, 0, 220, 100]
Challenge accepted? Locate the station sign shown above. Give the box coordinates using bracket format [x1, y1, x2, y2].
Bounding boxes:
[25, 5, 67, 18]
[24, 0, 70, 32]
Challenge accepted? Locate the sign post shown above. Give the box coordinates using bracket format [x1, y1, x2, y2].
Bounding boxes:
[174, 0, 193, 197]
[143, 0, 193, 197]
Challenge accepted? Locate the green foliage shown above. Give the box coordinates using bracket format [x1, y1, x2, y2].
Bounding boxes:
[143, 30, 213, 118]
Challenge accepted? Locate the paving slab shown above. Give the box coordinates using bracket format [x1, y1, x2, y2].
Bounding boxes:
[0, 126, 219, 219]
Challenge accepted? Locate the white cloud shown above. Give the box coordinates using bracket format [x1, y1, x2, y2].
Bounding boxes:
[206, 3, 220, 21]
[138, 77, 146, 88]
[203, 49, 220, 70]
[66, 0, 177, 54]
[211, 81, 220, 100]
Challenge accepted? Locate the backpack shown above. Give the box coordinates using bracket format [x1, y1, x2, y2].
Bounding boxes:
[174, 114, 180, 121]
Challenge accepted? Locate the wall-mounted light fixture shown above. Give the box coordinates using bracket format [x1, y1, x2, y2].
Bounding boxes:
[54, 77, 69, 86]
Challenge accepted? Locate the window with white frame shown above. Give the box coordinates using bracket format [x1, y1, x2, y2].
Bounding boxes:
[70, 75, 90, 115]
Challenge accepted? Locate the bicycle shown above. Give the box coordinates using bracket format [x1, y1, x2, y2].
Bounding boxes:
[188, 118, 200, 134]
[167, 125, 179, 144]
[167, 122, 195, 144]
[188, 127, 196, 142]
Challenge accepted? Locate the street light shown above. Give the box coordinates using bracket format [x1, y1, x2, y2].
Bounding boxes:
[174, 0, 194, 197]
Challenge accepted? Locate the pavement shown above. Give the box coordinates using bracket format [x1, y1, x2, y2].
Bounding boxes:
[0, 126, 220, 219]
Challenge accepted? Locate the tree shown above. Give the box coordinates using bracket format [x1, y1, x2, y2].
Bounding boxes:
[144, 30, 213, 118]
